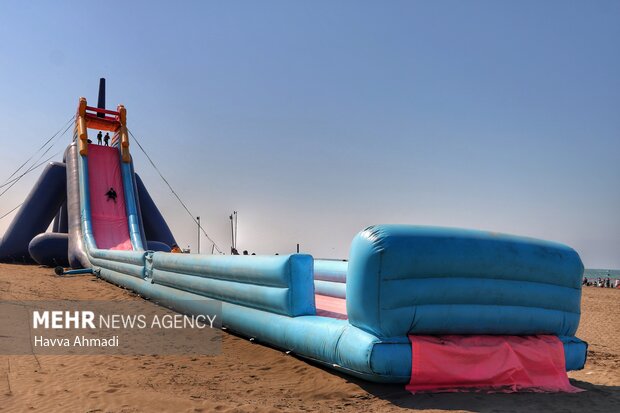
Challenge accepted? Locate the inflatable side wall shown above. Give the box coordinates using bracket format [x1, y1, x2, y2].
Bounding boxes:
[150, 253, 316, 316]
[347, 225, 583, 338]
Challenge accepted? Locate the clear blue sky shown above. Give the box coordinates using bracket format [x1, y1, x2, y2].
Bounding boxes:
[0, 1, 618, 267]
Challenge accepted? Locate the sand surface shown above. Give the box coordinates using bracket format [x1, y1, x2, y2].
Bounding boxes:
[0, 263, 618, 413]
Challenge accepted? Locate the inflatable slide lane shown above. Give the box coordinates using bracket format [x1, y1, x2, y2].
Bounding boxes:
[86, 144, 133, 251]
[64, 98, 147, 269]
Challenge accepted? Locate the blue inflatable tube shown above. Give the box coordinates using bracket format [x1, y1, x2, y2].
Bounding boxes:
[146, 240, 171, 252]
[314, 280, 346, 298]
[121, 157, 144, 251]
[314, 260, 347, 282]
[77, 153, 97, 251]
[314, 260, 347, 298]
[0, 162, 66, 262]
[28, 233, 70, 267]
[66, 144, 90, 268]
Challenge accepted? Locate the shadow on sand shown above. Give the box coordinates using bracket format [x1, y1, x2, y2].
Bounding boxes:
[356, 379, 619, 412]
[311, 359, 620, 413]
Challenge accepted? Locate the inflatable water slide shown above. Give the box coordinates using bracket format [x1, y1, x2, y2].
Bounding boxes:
[0, 101, 176, 267]
[0, 95, 588, 391]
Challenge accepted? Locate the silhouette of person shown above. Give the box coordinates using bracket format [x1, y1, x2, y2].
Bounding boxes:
[97, 131, 103, 145]
[105, 187, 117, 203]
[104, 132, 110, 146]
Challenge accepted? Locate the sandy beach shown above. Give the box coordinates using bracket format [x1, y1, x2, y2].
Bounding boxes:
[0, 263, 618, 413]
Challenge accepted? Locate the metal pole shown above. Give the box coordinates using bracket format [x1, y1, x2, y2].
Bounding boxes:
[230, 213, 234, 253]
[197, 216, 200, 254]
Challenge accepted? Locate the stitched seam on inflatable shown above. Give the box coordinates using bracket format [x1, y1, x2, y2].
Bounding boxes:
[151, 279, 289, 315]
[380, 303, 581, 315]
[150, 267, 288, 288]
[380, 275, 579, 289]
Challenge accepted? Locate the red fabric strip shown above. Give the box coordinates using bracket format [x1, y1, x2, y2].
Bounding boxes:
[407, 335, 582, 393]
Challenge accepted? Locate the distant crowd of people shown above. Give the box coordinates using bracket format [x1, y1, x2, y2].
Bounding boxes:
[583, 277, 619, 288]
[231, 248, 256, 256]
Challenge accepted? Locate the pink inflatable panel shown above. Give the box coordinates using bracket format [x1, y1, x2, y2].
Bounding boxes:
[315, 295, 348, 319]
[87, 144, 132, 250]
[406, 335, 582, 393]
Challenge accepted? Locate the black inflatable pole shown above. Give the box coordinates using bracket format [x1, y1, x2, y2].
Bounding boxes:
[97, 78, 106, 117]
[54, 266, 94, 276]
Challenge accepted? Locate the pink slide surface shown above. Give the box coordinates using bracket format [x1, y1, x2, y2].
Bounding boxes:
[406, 335, 581, 393]
[315, 295, 348, 319]
[87, 144, 133, 250]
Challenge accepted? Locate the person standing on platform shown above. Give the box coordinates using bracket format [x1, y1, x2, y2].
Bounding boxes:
[97, 131, 103, 145]
[104, 132, 110, 146]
